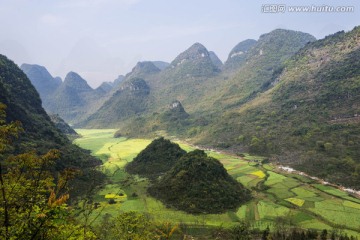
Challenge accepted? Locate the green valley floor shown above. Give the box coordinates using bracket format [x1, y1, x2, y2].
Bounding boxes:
[74, 129, 360, 237]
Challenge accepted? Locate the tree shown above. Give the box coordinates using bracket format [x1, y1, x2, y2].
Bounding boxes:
[0, 103, 92, 239]
[262, 226, 270, 240]
[250, 136, 267, 154]
[96, 211, 157, 240]
[320, 229, 328, 240]
[231, 221, 252, 240]
[155, 221, 181, 240]
[0, 103, 22, 153]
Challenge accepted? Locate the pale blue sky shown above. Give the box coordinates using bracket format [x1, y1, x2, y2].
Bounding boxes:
[0, 0, 359, 87]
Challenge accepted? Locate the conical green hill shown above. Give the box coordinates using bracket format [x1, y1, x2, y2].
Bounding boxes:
[148, 150, 251, 214]
[125, 137, 186, 178]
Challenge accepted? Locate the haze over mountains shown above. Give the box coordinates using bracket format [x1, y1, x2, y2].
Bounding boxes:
[21, 27, 360, 189]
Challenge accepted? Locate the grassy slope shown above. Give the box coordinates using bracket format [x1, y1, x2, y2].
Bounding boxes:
[74, 129, 360, 236]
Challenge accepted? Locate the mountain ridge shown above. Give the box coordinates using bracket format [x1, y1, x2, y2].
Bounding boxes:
[194, 26, 360, 188]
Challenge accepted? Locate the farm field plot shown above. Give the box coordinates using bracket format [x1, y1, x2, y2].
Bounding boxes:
[313, 184, 360, 204]
[308, 200, 360, 230]
[74, 129, 360, 236]
[291, 187, 317, 198]
[74, 129, 120, 160]
[257, 200, 289, 219]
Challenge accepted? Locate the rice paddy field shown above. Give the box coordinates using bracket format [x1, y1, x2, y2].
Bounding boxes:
[74, 129, 360, 236]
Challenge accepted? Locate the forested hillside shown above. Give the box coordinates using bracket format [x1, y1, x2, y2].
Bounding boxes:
[195, 27, 360, 188]
[0, 54, 104, 198]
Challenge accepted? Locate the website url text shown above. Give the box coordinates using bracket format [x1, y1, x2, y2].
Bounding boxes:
[261, 4, 355, 13]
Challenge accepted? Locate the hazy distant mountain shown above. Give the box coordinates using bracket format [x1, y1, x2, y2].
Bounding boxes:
[124, 61, 160, 80]
[135, 42, 224, 114]
[78, 77, 151, 128]
[152, 61, 170, 70]
[83, 29, 317, 129]
[208, 51, 223, 69]
[96, 82, 113, 94]
[53, 72, 93, 109]
[224, 39, 257, 70]
[47, 71, 107, 124]
[82, 62, 163, 127]
[77, 43, 224, 129]
[78, 42, 223, 128]
[212, 29, 316, 109]
[111, 29, 317, 136]
[21, 66, 109, 124]
[113, 75, 125, 87]
[62, 71, 93, 91]
[168, 42, 221, 78]
[54, 76, 63, 83]
[21, 63, 62, 102]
